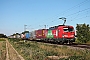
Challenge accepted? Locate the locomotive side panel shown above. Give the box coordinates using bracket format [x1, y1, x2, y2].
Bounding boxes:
[46, 29, 53, 38]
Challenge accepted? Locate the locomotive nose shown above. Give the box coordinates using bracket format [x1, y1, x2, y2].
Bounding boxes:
[63, 32, 75, 38]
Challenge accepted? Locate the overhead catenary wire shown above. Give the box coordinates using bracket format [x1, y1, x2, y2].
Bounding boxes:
[62, 0, 90, 23]
[30, 0, 90, 29]
[70, 12, 90, 22]
[49, 0, 90, 25]
[66, 8, 90, 17]
[60, 0, 89, 16]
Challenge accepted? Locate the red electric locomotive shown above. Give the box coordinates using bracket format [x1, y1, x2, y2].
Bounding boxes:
[48, 25, 75, 44]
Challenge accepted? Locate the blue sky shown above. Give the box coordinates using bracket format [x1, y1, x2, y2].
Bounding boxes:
[0, 0, 90, 36]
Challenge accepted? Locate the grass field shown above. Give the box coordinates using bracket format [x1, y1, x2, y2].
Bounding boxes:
[8, 38, 90, 60]
[0, 39, 6, 60]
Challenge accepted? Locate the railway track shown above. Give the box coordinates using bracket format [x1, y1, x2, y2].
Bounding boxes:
[29, 40, 90, 50]
[67, 43, 90, 50]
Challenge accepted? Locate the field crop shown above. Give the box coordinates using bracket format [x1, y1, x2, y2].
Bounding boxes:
[0, 39, 6, 60]
[8, 38, 90, 60]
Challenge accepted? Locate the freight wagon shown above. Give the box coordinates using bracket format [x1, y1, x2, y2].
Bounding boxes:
[20, 34, 25, 39]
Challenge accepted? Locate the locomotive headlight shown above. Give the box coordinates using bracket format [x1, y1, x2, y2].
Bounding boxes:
[71, 35, 74, 37]
[62, 34, 64, 38]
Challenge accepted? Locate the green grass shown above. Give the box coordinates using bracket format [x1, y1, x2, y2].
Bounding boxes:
[8, 38, 90, 60]
[86, 40, 90, 44]
[0, 39, 6, 41]
[75, 38, 90, 44]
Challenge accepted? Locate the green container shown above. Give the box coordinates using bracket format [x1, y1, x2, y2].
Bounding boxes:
[46, 30, 53, 38]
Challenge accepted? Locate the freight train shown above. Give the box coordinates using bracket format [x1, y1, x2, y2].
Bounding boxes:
[9, 25, 75, 44]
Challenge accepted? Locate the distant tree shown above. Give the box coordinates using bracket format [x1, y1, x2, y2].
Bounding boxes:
[13, 34, 16, 36]
[0, 34, 7, 38]
[16, 33, 20, 35]
[88, 26, 90, 41]
[76, 23, 90, 43]
[21, 31, 29, 34]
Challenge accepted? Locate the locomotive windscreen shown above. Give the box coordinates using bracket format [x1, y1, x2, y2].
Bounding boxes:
[63, 27, 74, 32]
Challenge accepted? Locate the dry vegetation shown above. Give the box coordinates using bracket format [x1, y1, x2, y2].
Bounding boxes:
[0, 39, 6, 60]
[8, 38, 90, 60]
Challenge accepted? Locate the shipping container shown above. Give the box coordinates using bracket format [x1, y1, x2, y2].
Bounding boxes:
[30, 31, 36, 40]
[13, 35, 16, 38]
[35, 29, 47, 40]
[25, 33, 30, 39]
[20, 34, 25, 39]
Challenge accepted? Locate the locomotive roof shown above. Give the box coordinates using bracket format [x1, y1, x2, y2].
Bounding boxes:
[36, 29, 48, 30]
[49, 25, 73, 30]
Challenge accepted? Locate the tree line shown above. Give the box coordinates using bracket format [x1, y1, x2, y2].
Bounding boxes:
[76, 23, 90, 43]
[0, 34, 7, 38]
[11, 31, 29, 36]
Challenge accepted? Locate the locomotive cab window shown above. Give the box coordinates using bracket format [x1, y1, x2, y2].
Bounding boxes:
[63, 27, 74, 32]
